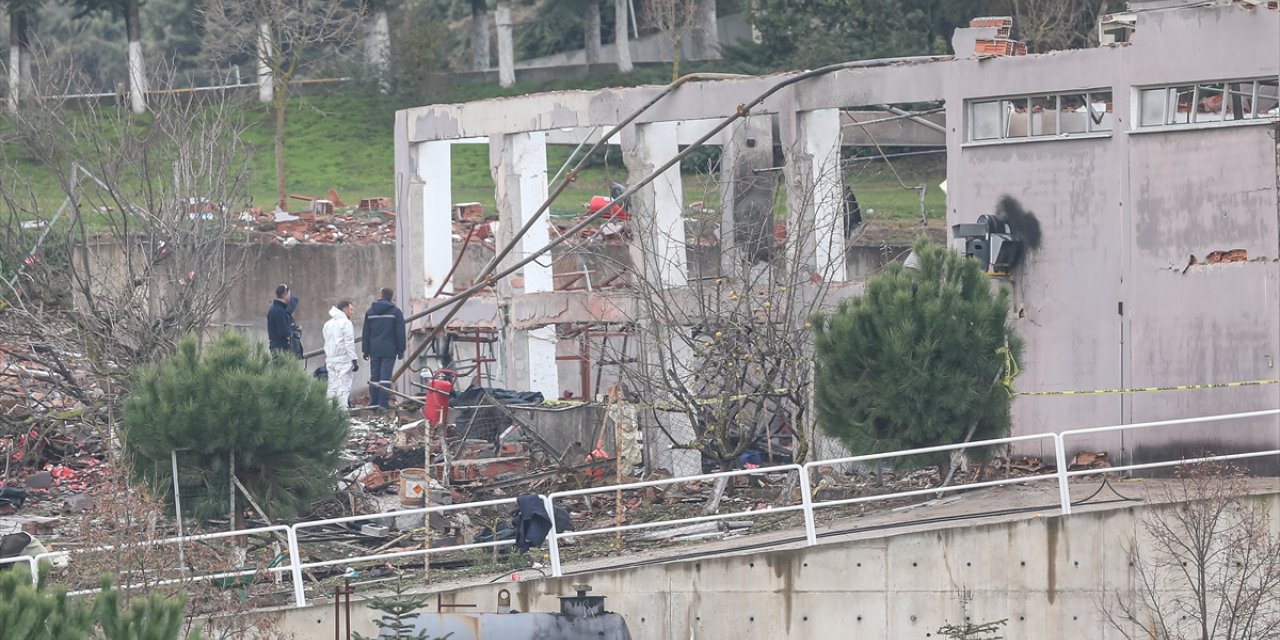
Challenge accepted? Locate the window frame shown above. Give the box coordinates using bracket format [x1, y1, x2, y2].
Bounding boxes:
[965, 88, 1114, 146]
[1134, 76, 1280, 131]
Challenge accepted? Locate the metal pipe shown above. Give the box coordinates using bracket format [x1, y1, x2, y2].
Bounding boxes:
[839, 107, 945, 130]
[171, 450, 186, 571]
[875, 103, 947, 133]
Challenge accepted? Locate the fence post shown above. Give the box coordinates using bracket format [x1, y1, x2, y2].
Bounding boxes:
[1054, 433, 1072, 515]
[796, 465, 818, 546]
[286, 526, 307, 607]
[28, 556, 38, 586]
[541, 495, 562, 577]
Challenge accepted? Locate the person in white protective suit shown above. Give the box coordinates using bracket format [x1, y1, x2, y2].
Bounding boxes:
[323, 301, 359, 408]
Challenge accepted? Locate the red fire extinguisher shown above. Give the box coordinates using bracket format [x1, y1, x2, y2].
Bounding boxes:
[422, 369, 456, 428]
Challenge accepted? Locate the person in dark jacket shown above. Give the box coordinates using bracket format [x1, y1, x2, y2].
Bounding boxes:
[267, 284, 300, 356]
[361, 287, 406, 409]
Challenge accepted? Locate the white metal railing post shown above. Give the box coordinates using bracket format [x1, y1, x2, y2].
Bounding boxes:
[0, 556, 41, 586]
[171, 450, 187, 572]
[542, 494, 563, 577]
[286, 525, 306, 607]
[1053, 433, 1072, 515]
[30, 552, 68, 587]
[794, 465, 818, 546]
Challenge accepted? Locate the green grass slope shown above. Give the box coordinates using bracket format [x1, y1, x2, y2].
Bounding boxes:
[3, 84, 946, 228]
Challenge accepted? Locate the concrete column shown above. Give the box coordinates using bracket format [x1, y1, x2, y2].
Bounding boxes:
[783, 108, 845, 282]
[491, 132, 557, 397]
[415, 141, 454, 298]
[718, 115, 775, 277]
[495, 0, 515, 88]
[614, 0, 633, 73]
[257, 22, 274, 104]
[624, 121, 688, 288]
[624, 122, 698, 475]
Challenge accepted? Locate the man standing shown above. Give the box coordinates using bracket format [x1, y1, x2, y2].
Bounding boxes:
[267, 284, 297, 356]
[323, 300, 359, 408]
[362, 287, 406, 409]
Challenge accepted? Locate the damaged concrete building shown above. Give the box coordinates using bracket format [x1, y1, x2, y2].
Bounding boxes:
[393, 0, 1280, 475]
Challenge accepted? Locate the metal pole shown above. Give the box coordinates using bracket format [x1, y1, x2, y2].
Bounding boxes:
[171, 450, 186, 572]
[287, 526, 307, 607]
[229, 450, 237, 533]
[423, 428, 431, 579]
[542, 494, 562, 576]
[797, 466, 818, 546]
[1054, 434, 1073, 515]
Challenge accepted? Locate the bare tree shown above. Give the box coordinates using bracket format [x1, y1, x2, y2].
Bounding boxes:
[1007, 0, 1090, 52]
[644, 0, 698, 80]
[202, 0, 365, 210]
[364, 0, 391, 90]
[5, 0, 40, 112]
[66, 0, 150, 113]
[0, 63, 291, 637]
[584, 0, 602, 64]
[471, 0, 490, 71]
[1100, 462, 1280, 640]
[613, 0, 632, 73]
[587, 133, 847, 510]
[687, 0, 718, 60]
[0, 62, 257, 368]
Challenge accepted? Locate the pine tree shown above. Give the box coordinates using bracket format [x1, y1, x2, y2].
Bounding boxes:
[353, 573, 450, 640]
[811, 241, 1021, 468]
[0, 564, 202, 639]
[122, 330, 349, 521]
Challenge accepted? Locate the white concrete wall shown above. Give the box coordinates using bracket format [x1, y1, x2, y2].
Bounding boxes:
[273, 493, 1280, 639]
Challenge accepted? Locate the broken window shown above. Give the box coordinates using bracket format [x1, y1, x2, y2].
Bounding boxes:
[966, 89, 1113, 142]
[1138, 78, 1280, 128]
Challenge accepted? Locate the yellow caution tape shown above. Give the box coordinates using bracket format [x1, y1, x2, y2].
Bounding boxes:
[543, 380, 1279, 406]
[1018, 379, 1280, 397]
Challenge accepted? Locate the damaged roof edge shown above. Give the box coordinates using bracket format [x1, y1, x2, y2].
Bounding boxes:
[402, 56, 954, 143]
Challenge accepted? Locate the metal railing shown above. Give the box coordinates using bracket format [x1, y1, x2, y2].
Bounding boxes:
[3, 409, 1276, 605]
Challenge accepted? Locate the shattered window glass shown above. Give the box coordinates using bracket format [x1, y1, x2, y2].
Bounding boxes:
[1087, 91, 1114, 132]
[966, 89, 1113, 143]
[1254, 78, 1279, 118]
[1192, 83, 1226, 123]
[1138, 78, 1280, 128]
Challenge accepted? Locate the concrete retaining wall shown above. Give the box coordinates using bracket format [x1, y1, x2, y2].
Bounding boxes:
[212, 243, 397, 395]
[273, 492, 1280, 639]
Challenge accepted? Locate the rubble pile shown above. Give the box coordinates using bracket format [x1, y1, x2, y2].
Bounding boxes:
[240, 207, 397, 246]
[0, 309, 1125, 592]
[0, 312, 114, 521]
